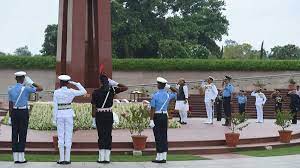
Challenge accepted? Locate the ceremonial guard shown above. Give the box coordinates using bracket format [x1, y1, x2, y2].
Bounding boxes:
[201, 76, 218, 124]
[175, 78, 189, 124]
[251, 89, 267, 123]
[91, 74, 128, 164]
[8, 71, 43, 163]
[52, 75, 87, 165]
[236, 90, 247, 114]
[222, 75, 234, 126]
[150, 77, 177, 163]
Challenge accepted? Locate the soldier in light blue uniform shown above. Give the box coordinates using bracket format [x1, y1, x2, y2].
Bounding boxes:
[8, 71, 43, 164]
[222, 75, 234, 126]
[149, 77, 177, 163]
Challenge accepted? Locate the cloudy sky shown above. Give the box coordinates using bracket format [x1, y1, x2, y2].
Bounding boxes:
[0, 0, 299, 54]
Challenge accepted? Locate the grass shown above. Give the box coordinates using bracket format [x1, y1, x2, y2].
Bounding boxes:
[236, 146, 300, 157]
[0, 154, 206, 162]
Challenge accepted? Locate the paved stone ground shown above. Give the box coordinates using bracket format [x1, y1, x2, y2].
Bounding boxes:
[0, 154, 300, 168]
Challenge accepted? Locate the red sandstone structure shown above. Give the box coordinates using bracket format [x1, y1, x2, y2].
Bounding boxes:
[56, 0, 112, 90]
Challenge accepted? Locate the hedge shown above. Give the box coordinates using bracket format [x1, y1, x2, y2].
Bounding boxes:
[1, 56, 300, 71]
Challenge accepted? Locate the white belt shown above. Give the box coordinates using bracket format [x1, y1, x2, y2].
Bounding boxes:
[13, 106, 27, 110]
[97, 108, 112, 112]
[155, 111, 168, 114]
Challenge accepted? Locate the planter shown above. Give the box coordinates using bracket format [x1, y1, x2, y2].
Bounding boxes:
[131, 135, 147, 150]
[53, 135, 58, 151]
[278, 130, 293, 143]
[225, 133, 240, 147]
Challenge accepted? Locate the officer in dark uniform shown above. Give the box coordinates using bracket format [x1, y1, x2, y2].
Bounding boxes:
[287, 90, 300, 124]
[8, 71, 43, 163]
[150, 77, 177, 163]
[215, 89, 223, 121]
[222, 75, 234, 126]
[91, 73, 128, 164]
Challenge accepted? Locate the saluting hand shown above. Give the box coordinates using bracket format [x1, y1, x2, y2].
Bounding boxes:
[69, 81, 77, 85]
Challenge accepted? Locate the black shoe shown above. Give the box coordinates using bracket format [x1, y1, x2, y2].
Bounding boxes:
[97, 160, 106, 164]
[14, 161, 20, 164]
[178, 120, 182, 123]
[152, 160, 166, 163]
[19, 160, 27, 164]
[182, 122, 187, 125]
[103, 161, 110, 164]
[222, 123, 229, 126]
[57, 161, 64, 164]
[64, 161, 71, 165]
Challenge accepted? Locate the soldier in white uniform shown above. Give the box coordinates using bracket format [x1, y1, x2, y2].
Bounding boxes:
[251, 88, 267, 123]
[201, 76, 218, 124]
[52, 75, 87, 165]
[175, 78, 189, 124]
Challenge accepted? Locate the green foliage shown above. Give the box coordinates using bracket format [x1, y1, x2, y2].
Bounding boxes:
[275, 111, 293, 131]
[121, 105, 150, 135]
[0, 56, 55, 69]
[0, 51, 6, 56]
[223, 40, 260, 59]
[229, 112, 249, 133]
[270, 44, 300, 60]
[40, 24, 58, 56]
[4, 56, 300, 71]
[158, 40, 188, 58]
[236, 146, 300, 157]
[187, 44, 210, 59]
[14, 45, 32, 56]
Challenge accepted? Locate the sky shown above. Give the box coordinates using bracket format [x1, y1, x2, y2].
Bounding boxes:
[0, 0, 299, 54]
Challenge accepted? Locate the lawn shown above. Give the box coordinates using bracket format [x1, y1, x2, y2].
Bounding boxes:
[0, 154, 206, 162]
[236, 146, 300, 157]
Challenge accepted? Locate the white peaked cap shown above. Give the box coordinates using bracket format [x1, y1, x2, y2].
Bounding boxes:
[14, 71, 26, 76]
[58, 75, 71, 81]
[157, 77, 168, 84]
[208, 76, 215, 81]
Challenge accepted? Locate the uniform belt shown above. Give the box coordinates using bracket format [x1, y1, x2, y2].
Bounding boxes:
[13, 106, 28, 110]
[155, 111, 168, 114]
[58, 103, 72, 110]
[97, 108, 112, 112]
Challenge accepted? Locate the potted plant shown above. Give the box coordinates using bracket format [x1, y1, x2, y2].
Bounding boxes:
[121, 105, 149, 151]
[275, 111, 293, 143]
[225, 112, 249, 147]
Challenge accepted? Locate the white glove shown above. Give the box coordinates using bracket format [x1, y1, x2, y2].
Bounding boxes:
[149, 120, 155, 128]
[24, 76, 34, 86]
[8, 117, 11, 125]
[92, 118, 96, 128]
[165, 84, 171, 89]
[52, 119, 57, 126]
[113, 112, 119, 126]
[108, 78, 119, 87]
[69, 81, 77, 85]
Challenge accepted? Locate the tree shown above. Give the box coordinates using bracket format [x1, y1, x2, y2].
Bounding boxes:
[269, 44, 300, 60]
[223, 40, 259, 59]
[0, 51, 6, 56]
[111, 0, 228, 58]
[14, 46, 32, 56]
[40, 24, 58, 56]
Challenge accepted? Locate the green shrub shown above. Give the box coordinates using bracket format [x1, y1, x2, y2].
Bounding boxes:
[275, 111, 293, 131]
[2, 56, 300, 71]
[187, 44, 210, 59]
[158, 40, 188, 58]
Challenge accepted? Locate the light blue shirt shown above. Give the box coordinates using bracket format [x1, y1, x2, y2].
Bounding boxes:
[223, 83, 234, 97]
[236, 95, 247, 104]
[8, 83, 36, 107]
[150, 89, 177, 112]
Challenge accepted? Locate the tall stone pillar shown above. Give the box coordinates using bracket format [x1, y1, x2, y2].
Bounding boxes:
[56, 0, 112, 93]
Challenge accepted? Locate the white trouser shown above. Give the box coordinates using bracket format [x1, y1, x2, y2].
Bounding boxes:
[256, 104, 264, 122]
[179, 110, 188, 122]
[205, 102, 213, 122]
[57, 117, 74, 148]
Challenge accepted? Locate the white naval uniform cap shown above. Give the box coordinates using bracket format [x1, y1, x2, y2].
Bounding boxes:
[208, 76, 215, 81]
[157, 77, 168, 84]
[58, 75, 71, 81]
[14, 71, 26, 76]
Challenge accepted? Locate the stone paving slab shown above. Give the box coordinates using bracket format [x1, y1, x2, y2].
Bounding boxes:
[1, 155, 300, 168]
